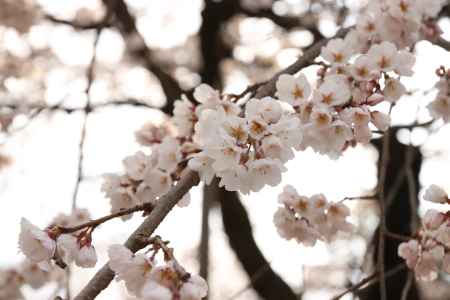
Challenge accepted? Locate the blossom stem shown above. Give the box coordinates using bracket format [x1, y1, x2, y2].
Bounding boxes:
[150, 236, 191, 281]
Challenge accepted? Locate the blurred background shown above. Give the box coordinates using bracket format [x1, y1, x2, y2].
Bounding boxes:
[2, 0, 450, 299]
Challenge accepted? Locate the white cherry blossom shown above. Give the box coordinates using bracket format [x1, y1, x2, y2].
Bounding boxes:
[315, 74, 351, 106]
[141, 281, 172, 300]
[155, 137, 182, 173]
[321, 38, 352, 66]
[274, 185, 352, 246]
[108, 245, 154, 296]
[383, 78, 407, 102]
[18, 218, 56, 268]
[423, 184, 448, 204]
[276, 73, 312, 106]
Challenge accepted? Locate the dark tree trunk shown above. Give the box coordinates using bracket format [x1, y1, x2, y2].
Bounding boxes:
[359, 131, 421, 300]
[214, 179, 298, 300]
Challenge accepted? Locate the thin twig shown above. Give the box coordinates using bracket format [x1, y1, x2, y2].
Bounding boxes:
[331, 263, 406, 300]
[392, 120, 434, 130]
[331, 272, 378, 300]
[59, 202, 155, 234]
[228, 262, 272, 300]
[377, 126, 391, 300]
[45, 15, 113, 30]
[71, 16, 108, 210]
[384, 231, 412, 242]
[400, 272, 414, 300]
[1, 99, 159, 115]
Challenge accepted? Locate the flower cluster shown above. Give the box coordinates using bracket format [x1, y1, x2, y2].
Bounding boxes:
[0, 260, 62, 300]
[186, 85, 300, 193]
[274, 39, 417, 158]
[274, 185, 353, 246]
[428, 66, 450, 123]
[352, 0, 446, 49]
[108, 243, 207, 300]
[270, 0, 448, 158]
[398, 185, 450, 281]
[18, 208, 97, 271]
[102, 135, 191, 220]
[102, 1, 448, 195]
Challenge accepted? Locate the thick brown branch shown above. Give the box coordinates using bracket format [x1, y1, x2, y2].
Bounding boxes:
[431, 36, 450, 52]
[217, 182, 298, 300]
[361, 131, 422, 300]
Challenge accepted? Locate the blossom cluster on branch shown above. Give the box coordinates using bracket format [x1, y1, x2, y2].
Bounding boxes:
[274, 185, 353, 246]
[16, 206, 207, 300]
[101, 135, 191, 221]
[0, 260, 63, 299]
[19, 209, 97, 271]
[398, 185, 450, 281]
[108, 240, 207, 300]
[8, 209, 93, 298]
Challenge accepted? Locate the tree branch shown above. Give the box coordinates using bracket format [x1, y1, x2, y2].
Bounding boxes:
[254, 27, 350, 98]
[101, 0, 184, 115]
[361, 131, 421, 300]
[331, 263, 406, 300]
[1, 99, 159, 114]
[217, 181, 298, 300]
[45, 15, 112, 30]
[240, 7, 324, 41]
[72, 16, 107, 210]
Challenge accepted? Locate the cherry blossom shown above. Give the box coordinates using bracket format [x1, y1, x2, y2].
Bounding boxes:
[0, 269, 23, 300]
[276, 73, 311, 106]
[321, 38, 353, 66]
[398, 185, 450, 281]
[423, 184, 448, 204]
[108, 245, 154, 296]
[274, 185, 353, 246]
[18, 218, 56, 270]
[428, 67, 450, 123]
[19, 261, 49, 289]
[57, 234, 97, 268]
